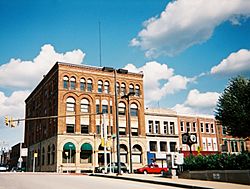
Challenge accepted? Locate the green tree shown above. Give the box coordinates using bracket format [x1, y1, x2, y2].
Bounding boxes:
[215, 76, 250, 138]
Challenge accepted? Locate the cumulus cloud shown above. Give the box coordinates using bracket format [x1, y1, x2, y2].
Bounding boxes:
[124, 61, 195, 104]
[130, 0, 250, 57]
[0, 90, 30, 147]
[172, 89, 220, 115]
[0, 44, 85, 89]
[210, 49, 250, 75]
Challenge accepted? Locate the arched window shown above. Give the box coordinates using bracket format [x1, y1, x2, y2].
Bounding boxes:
[62, 142, 76, 163]
[121, 83, 126, 96]
[80, 78, 86, 91]
[102, 99, 108, 114]
[66, 97, 75, 112]
[130, 103, 138, 116]
[80, 143, 93, 163]
[132, 145, 142, 163]
[42, 147, 45, 165]
[81, 99, 90, 113]
[87, 79, 93, 92]
[52, 144, 55, 164]
[118, 102, 126, 115]
[116, 82, 120, 95]
[129, 84, 134, 93]
[63, 76, 69, 89]
[135, 85, 140, 96]
[98, 80, 103, 93]
[120, 144, 128, 163]
[47, 145, 51, 165]
[70, 77, 76, 90]
[104, 81, 110, 94]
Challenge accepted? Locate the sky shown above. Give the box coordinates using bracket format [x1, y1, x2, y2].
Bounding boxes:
[0, 0, 250, 148]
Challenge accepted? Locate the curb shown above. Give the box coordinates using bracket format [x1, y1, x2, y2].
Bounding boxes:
[89, 174, 214, 189]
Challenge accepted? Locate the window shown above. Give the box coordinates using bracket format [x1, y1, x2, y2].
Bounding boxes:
[135, 85, 140, 96]
[98, 80, 103, 93]
[155, 121, 160, 134]
[119, 127, 126, 135]
[222, 126, 227, 135]
[87, 79, 92, 92]
[131, 128, 138, 136]
[129, 84, 134, 93]
[231, 141, 238, 152]
[132, 145, 142, 163]
[148, 120, 153, 133]
[163, 121, 168, 134]
[205, 123, 209, 133]
[118, 102, 126, 115]
[63, 76, 69, 89]
[81, 99, 90, 113]
[104, 81, 109, 94]
[240, 141, 245, 152]
[66, 97, 75, 112]
[81, 125, 89, 134]
[120, 83, 126, 96]
[52, 145, 55, 164]
[66, 124, 75, 133]
[192, 122, 196, 132]
[80, 143, 92, 163]
[200, 123, 204, 133]
[116, 82, 120, 95]
[102, 100, 109, 114]
[149, 141, 157, 151]
[42, 147, 45, 165]
[70, 77, 76, 90]
[47, 145, 51, 165]
[169, 122, 175, 135]
[180, 121, 184, 132]
[96, 125, 101, 134]
[62, 142, 76, 163]
[170, 142, 176, 152]
[186, 122, 190, 132]
[130, 103, 138, 116]
[160, 142, 167, 152]
[96, 99, 100, 114]
[211, 124, 214, 133]
[80, 78, 86, 91]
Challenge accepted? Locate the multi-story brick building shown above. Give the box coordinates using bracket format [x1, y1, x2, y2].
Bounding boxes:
[178, 114, 219, 156]
[144, 108, 179, 167]
[24, 62, 146, 173]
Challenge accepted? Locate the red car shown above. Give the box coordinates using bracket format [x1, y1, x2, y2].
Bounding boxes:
[135, 164, 168, 174]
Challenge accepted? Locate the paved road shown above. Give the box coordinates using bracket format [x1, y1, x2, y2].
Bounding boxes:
[0, 172, 180, 189]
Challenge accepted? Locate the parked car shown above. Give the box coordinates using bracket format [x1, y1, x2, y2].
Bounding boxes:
[134, 164, 168, 175]
[95, 162, 128, 173]
[0, 165, 7, 172]
[11, 167, 25, 172]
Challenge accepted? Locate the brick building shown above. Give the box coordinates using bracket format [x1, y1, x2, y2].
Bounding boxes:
[177, 115, 219, 156]
[24, 62, 146, 173]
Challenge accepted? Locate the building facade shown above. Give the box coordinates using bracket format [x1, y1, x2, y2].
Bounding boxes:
[178, 115, 219, 156]
[24, 62, 146, 173]
[145, 108, 179, 167]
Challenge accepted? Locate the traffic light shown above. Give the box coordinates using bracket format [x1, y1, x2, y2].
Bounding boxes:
[5, 116, 9, 126]
[10, 117, 15, 128]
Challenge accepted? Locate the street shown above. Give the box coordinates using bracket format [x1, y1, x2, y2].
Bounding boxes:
[0, 172, 180, 189]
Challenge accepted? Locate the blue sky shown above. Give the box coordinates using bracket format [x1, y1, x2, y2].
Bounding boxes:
[0, 0, 250, 147]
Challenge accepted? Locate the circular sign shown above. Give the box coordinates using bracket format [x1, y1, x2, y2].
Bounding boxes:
[190, 134, 197, 143]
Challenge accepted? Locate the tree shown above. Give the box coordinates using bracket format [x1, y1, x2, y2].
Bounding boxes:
[215, 76, 250, 138]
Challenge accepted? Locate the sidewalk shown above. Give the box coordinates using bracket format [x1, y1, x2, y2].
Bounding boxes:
[90, 173, 250, 189]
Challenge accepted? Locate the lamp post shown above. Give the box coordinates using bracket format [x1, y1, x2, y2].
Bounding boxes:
[102, 67, 128, 175]
[121, 91, 135, 174]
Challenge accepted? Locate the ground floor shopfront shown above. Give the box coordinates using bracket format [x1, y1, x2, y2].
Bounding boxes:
[26, 134, 147, 173]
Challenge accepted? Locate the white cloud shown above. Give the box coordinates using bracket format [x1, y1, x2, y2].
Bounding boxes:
[172, 89, 220, 115]
[0, 90, 30, 147]
[0, 44, 85, 89]
[124, 61, 195, 104]
[210, 49, 250, 75]
[130, 0, 250, 57]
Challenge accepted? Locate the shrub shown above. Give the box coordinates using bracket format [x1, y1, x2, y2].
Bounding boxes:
[183, 152, 250, 171]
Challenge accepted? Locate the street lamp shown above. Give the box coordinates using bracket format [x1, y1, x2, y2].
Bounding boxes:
[102, 67, 128, 175]
[121, 91, 135, 174]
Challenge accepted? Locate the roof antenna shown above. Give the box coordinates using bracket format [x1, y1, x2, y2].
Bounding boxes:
[99, 21, 102, 67]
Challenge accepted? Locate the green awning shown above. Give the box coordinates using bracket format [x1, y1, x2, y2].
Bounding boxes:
[64, 142, 76, 150]
[81, 143, 92, 151]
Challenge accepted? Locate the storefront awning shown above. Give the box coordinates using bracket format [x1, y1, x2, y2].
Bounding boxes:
[81, 143, 92, 151]
[63, 142, 76, 150]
